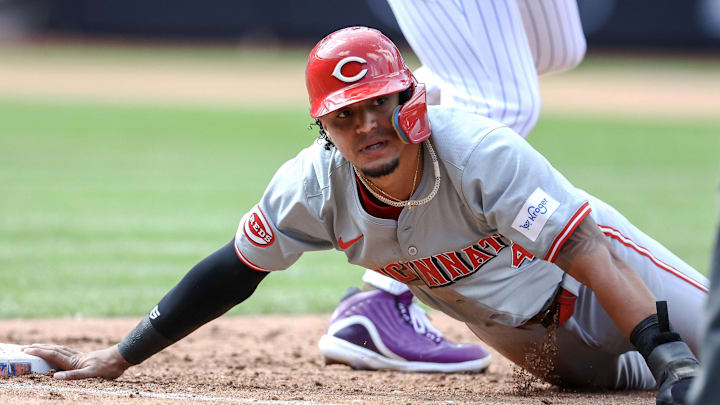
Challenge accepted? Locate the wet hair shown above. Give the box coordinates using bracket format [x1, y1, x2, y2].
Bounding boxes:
[313, 87, 413, 151]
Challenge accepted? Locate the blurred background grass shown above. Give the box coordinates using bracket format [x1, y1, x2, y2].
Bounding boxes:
[1, 56, 718, 317]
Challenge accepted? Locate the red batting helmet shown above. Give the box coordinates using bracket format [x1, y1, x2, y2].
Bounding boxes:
[306, 26, 431, 144]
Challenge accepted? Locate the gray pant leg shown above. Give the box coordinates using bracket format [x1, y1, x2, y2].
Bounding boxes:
[466, 321, 656, 390]
[553, 328, 655, 389]
[689, 190, 720, 404]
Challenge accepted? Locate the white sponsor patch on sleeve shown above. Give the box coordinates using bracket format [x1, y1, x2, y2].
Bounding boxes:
[511, 187, 560, 242]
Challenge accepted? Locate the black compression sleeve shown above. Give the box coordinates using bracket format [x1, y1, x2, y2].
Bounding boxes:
[117, 239, 268, 364]
[117, 316, 172, 364]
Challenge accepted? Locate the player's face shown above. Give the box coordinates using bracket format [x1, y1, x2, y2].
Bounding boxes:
[320, 92, 411, 178]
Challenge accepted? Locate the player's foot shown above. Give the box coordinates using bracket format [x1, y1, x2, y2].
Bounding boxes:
[318, 288, 491, 372]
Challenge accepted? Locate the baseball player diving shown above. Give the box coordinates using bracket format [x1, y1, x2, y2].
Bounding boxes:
[25, 27, 707, 405]
[321, 0, 589, 373]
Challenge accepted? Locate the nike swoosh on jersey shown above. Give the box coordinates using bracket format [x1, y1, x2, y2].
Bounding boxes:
[338, 234, 364, 249]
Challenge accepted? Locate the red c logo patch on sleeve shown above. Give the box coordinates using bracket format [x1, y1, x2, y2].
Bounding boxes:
[243, 205, 275, 247]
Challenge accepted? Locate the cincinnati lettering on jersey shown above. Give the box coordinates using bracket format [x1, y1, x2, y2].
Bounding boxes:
[372, 234, 536, 288]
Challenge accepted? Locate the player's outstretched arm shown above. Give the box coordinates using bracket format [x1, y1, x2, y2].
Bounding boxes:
[554, 216, 698, 405]
[24, 239, 268, 380]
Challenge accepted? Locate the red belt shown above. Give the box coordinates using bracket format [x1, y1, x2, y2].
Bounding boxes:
[520, 288, 576, 328]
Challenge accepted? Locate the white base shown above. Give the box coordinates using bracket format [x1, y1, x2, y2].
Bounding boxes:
[318, 335, 491, 373]
[0, 343, 57, 376]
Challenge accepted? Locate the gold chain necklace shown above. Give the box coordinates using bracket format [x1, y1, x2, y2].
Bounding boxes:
[353, 140, 441, 209]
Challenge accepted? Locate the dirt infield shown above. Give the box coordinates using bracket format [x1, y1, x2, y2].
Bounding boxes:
[1, 316, 653, 405]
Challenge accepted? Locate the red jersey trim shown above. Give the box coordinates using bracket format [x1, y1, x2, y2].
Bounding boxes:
[544, 202, 592, 262]
[598, 225, 709, 293]
[233, 240, 272, 273]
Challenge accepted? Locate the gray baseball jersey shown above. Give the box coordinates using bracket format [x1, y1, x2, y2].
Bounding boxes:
[236, 106, 709, 389]
[235, 107, 590, 327]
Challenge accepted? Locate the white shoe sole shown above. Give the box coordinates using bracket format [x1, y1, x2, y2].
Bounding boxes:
[318, 334, 491, 373]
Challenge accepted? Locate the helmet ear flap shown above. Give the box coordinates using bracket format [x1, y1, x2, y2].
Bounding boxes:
[391, 83, 431, 144]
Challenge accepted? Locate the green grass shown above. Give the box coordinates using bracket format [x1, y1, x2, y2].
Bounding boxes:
[1, 99, 718, 318]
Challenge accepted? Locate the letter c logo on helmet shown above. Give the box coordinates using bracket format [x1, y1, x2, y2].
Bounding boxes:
[332, 56, 368, 83]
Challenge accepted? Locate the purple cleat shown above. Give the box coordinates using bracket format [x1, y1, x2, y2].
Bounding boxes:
[318, 288, 491, 372]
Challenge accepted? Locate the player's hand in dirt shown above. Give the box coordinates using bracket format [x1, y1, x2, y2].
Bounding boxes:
[22, 344, 132, 380]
